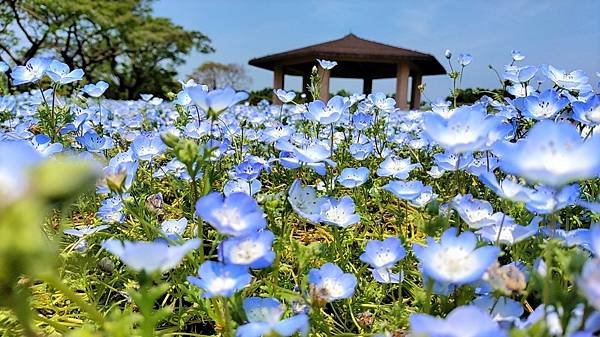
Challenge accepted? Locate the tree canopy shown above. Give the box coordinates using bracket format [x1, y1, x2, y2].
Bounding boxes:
[189, 61, 251, 91]
[0, 0, 213, 99]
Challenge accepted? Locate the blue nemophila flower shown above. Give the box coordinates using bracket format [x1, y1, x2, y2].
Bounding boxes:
[160, 218, 188, 240]
[0, 140, 42, 206]
[349, 141, 374, 160]
[186, 86, 248, 114]
[458, 53, 473, 66]
[409, 305, 506, 337]
[383, 180, 426, 201]
[337, 167, 369, 188]
[308, 263, 357, 303]
[413, 228, 500, 285]
[317, 59, 337, 70]
[97, 196, 125, 223]
[452, 194, 495, 229]
[236, 297, 309, 337]
[352, 112, 373, 130]
[579, 258, 600, 311]
[478, 171, 533, 203]
[81, 81, 109, 97]
[573, 94, 600, 125]
[224, 179, 262, 196]
[476, 215, 540, 245]
[290, 140, 333, 166]
[367, 92, 396, 111]
[187, 261, 251, 298]
[195, 192, 266, 236]
[76, 129, 114, 153]
[472, 295, 524, 323]
[511, 50, 526, 61]
[46, 60, 84, 84]
[543, 64, 590, 91]
[433, 151, 473, 171]
[318, 195, 360, 228]
[306, 96, 349, 124]
[274, 89, 296, 103]
[376, 156, 420, 179]
[64, 224, 110, 238]
[503, 65, 538, 83]
[102, 238, 200, 273]
[234, 158, 263, 181]
[423, 104, 502, 153]
[522, 89, 569, 120]
[31, 134, 63, 157]
[131, 133, 167, 161]
[219, 230, 275, 269]
[360, 237, 406, 269]
[0, 61, 8, 72]
[10, 57, 50, 85]
[494, 120, 600, 187]
[287, 179, 325, 223]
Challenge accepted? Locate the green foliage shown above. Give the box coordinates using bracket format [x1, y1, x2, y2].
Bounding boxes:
[0, 0, 213, 99]
[189, 61, 252, 90]
[446, 87, 506, 105]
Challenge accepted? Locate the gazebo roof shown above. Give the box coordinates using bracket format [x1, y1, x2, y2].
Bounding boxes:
[249, 34, 446, 79]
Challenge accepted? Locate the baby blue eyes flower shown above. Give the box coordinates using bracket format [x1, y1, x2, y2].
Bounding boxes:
[102, 238, 200, 273]
[413, 228, 500, 285]
[64, 224, 110, 238]
[543, 64, 590, 91]
[452, 194, 495, 229]
[476, 215, 540, 245]
[287, 179, 324, 223]
[383, 180, 426, 201]
[0, 140, 42, 206]
[187, 260, 251, 298]
[317, 59, 337, 70]
[76, 130, 114, 153]
[493, 120, 600, 187]
[234, 158, 264, 181]
[511, 50, 526, 61]
[186, 86, 248, 114]
[367, 92, 396, 111]
[573, 94, 600, 125]
[409, 305, 507, 337]
[274, 89, 296, 103]
[195, 192, 266, 236]
[0, 61, 8, 72]
[351, 112, 373, 130]
[522, 89, 569, 120]
[306, 96, 349, 124]
[236, 297, 309, 337]
[318, 195, 360, 228]
[423, 105, 502, 153]
[224, 178, 262, 196]
[503, 65, 538, 83]
[458, 53, 473, 66]
[31, 134, 63, 157]
[337, 167, 369, 188]
[160, 218, 188, 240]
[376, 155, 420, 179]
[10, 57, 50, 85]
[46, 60, 84, 84]
[219, 230, 275, 269]
[308, 263, 357, 302]
[81, 81, 109, 97]
[131, 133, 167, 161]
[360, 237, 406, 283]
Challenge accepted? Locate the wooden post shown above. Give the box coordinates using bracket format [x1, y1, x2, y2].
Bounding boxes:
[301, 74, 310, 94]
[363, 77, 373, 95]
[395, 62, 409, 110]
[410, 72, 422, 110]
[319, 69, 330, 102]
[273, 65, 284, 104]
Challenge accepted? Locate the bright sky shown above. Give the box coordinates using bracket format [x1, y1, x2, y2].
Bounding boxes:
[153, 0, 600, 101]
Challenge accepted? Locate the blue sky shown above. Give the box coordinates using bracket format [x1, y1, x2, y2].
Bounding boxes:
[153, 0, 600, 100]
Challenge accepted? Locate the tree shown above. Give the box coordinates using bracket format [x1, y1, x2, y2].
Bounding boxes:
[0, 0, 214, 99]
[189, 61, 251, 90]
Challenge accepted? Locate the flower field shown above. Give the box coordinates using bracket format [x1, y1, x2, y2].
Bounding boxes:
[0, 53, 599, 337]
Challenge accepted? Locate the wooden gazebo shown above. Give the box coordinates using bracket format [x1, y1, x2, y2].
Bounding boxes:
[249, 34, 446, 109]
